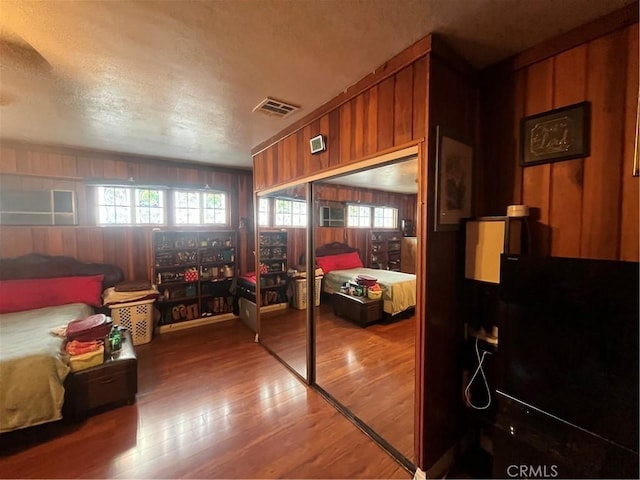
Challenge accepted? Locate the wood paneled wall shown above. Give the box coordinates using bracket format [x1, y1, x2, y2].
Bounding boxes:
[253, 57, 428, 188]
[421, 55, 477, 471]
[479, 21, 639, 261]
[313, 184, 416, 266]
[252, 33, 477, 472]
[0, 143, 255, 278]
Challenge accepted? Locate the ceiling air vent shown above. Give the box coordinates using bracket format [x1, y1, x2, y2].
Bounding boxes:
[253, 97, 300, 118]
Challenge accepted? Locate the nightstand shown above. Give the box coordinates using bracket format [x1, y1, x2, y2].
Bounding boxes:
[63, 330, 138, 420]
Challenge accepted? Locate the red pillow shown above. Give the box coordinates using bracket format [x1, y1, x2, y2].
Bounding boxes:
[0, 275, 104, 314]
[316, 252, 363, 274]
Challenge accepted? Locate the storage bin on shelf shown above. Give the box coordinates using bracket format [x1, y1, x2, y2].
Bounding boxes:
[109, 298, 155, 345]
[293, 275, 323, 310]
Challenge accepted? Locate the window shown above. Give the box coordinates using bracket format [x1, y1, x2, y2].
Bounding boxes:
[347, 205, 371, 228]
[0, 189, 77, 225]
[274, 198, 307, 227]
[136, 189, 165, 224]
[175, 191, 227, 225]
[97, 187, 165, 225]
[373, 207, 398, 228]
[258, 197, 270, 227]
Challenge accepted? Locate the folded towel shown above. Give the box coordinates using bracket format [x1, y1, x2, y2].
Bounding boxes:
[115, 280, 153, 292]
[102, 286, 159, 306]
[66, 339, 103, 356]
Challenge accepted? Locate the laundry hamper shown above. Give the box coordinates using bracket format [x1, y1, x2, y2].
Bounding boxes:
[293, 276, 323, 310]
[110, 298, 155, 345]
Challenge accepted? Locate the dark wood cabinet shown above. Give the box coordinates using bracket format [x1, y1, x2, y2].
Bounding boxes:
[400, 236, 417, 274]
[63, 331, 137, 419]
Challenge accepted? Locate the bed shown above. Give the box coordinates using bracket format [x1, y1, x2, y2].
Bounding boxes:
[316, 242, 416, 316]
[0, 254, 123, 433]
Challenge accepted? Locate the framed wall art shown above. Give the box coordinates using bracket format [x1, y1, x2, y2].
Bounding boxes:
[521, 101, 590, 167]
[435, 126, 473, 231]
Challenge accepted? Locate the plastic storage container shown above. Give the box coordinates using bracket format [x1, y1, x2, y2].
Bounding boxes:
[293, 276, 323, 310]
[110, 299, 155, 345]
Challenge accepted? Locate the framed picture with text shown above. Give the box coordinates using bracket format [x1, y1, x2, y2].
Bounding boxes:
[521, 101, 590, 167]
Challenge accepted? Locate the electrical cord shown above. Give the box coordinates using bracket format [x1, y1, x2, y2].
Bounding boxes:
[464, 336, 493, 410]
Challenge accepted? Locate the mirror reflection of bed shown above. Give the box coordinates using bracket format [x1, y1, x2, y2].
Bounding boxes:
[313, 156, 418, 462]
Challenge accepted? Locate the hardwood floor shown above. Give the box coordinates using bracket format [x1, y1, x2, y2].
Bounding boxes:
[255, 301, 415, 462]
[316, 305, 415, 462]
[0, 320, 410, 479]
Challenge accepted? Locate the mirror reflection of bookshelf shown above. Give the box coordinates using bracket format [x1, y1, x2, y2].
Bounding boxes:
[369, 230, 402, 271]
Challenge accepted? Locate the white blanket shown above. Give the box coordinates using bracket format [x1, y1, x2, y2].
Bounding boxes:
[323, 267, 416, 315]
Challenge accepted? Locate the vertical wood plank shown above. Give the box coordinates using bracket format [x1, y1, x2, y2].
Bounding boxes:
[412, 57, 427, 141]
[61, 154, 78, 177]
[354, 93, 365, 159]
[522, 59, 553, 256]
[61, 228, 79, 258]
[318, 114, 331, 171]
[276, 135, 297, 183]
[377, 76, 395, 151]
[581, 30, 627, 259]
[31, 228, 47, 254]
[0, 147, 18, 173]
[76, 156, 93, 178]
[511, 70, 526, 206]
[328, 109, 341, 167]
[301, 124, 313, 177]
[46, 229, 64, 256]
[394, 65, 414, 145]
[0, 227, 33, 255]
[339, 101, 353, 164]
[364, 86, 378, 156]
[620, 23, 639, 261]
[549, 45, 587, 258]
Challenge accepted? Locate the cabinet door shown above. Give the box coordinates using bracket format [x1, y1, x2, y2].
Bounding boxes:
[400, 237, 417, 274]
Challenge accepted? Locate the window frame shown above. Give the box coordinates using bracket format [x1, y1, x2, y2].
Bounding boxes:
[174, 190, 228, 226]
[373, 206, 398, 229]
[346, 204, 372, 228]
[273, 197, 307, 228]
[258, 197, 270, 227]
[96, 186, 166, 226]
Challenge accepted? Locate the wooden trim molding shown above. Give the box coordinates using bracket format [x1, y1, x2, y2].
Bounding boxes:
[255, 141, 421, 195]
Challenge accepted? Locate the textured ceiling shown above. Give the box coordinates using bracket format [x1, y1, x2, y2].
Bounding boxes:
[0, 0, 633, 169]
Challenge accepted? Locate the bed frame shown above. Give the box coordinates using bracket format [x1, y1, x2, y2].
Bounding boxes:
[315, 241, 359, 258]
[0, 253, 124, 430]
[0, 253, 124, 290]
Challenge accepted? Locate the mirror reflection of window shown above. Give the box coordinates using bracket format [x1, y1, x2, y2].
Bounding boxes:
[258, 197, 270, 227]
[346, 204, 371, 227]
[274, 198, 307, 227]
[373, 207, 398, 228]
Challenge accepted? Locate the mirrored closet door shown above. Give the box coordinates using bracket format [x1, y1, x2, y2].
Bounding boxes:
[312, 157, 418, 463]
[256, 185, 309, 380]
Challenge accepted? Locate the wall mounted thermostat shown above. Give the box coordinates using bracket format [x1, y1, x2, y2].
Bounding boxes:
[310, 134, 326, 154]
